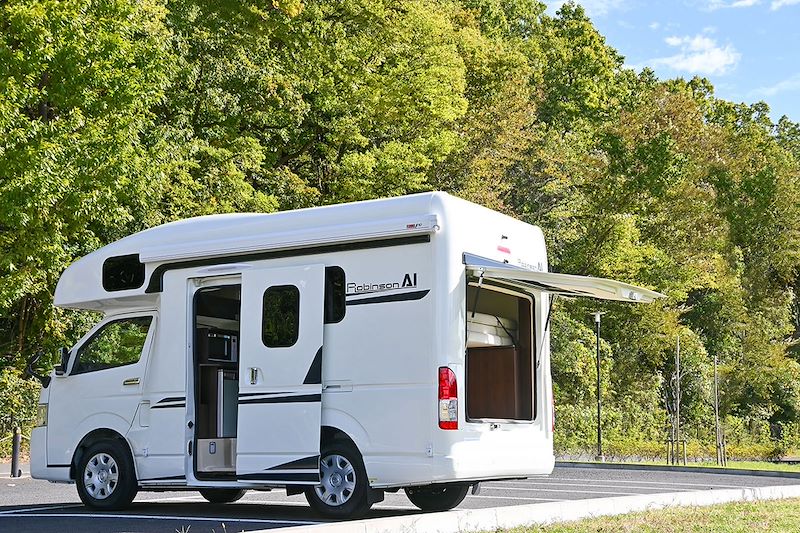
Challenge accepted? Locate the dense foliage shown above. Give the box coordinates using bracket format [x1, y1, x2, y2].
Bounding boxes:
[2, 0, 799, 457]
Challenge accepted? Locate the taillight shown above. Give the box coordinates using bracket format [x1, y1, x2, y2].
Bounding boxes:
[438, 367, 458, 430]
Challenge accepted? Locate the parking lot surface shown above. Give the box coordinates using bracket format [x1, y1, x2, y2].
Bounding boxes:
[2, 465, 799, 532]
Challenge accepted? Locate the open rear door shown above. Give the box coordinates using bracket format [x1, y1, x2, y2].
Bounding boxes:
[464, 253, 664, 303]
[237, 264, 325, 484]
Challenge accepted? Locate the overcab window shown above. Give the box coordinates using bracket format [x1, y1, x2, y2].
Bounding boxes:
[102, 254, 145, 292]
[262, 285, 300, 348]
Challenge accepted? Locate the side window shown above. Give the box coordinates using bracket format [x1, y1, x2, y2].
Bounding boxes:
[324, 266, 346, 324]
[72, 316, 153, 374]
[262, 285, 300, 347]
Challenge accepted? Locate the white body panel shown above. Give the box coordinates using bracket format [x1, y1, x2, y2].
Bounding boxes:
[31, 192, 659, 492]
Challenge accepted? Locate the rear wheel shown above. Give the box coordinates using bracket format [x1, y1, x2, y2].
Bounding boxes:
[304, 442, 371, 518]
[75, 439, 138, 510]
[199, 488, 246, 503]
[405, 484, 469, 511]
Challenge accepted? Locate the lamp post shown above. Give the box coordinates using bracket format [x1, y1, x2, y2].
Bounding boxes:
[593, 311, 606, 462]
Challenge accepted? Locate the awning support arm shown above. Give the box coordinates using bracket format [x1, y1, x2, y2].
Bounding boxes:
[470, 271, 484, 319]
[537, 294, 557, 368]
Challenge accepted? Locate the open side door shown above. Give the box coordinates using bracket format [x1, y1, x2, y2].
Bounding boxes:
[237, 264, 325, 484]
[465, 253, 665, 303]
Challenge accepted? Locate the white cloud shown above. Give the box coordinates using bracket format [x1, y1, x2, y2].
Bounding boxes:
[706, 0, 761, 10]
[647, 35, 741, 75]
[771, 0, 800, 9]
[649, 22, 660, 30]
[546, 0, 626, 17]
[751, 74, 800, 97]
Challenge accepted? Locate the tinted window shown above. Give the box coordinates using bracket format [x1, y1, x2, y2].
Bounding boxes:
[103, 254, 145, 292]
[324, 266, 346, 324]
[262, 285, 300, 347]
[73, 316, 152, 374]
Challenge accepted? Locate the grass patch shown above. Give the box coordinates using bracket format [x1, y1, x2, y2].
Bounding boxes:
[502, 498, 800, 532]
[560, 459, 800, 474]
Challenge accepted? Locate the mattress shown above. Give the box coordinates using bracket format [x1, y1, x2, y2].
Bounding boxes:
[467, 312, 517, 347]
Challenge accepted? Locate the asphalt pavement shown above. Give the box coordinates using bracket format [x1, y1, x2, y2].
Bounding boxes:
[2, 465, 799, 532]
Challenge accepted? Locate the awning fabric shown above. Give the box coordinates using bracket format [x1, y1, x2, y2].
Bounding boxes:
[464, 253, 665, 303]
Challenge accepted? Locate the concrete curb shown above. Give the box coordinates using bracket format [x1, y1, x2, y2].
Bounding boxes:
[264, 484, 800, 533]
[556, 461, 800, 479]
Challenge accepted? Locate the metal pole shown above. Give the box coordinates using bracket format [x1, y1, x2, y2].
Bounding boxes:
[11, 427, 21, 478]
[675, 334, 681, 464]
[594, 312, 604, 462]
[713, 351, 722, 465]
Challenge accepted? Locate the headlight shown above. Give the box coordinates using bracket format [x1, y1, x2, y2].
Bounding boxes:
[35, 404, 48, 427]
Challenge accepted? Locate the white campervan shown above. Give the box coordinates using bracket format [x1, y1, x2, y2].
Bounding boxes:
[29, 192, 661, 516]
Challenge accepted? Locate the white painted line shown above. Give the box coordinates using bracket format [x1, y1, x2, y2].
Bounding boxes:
[239, 495, 419, 511]
[483, 486, 641, 496]
[138, 494, 418, 511]
[488, 482, 697, 492]
[243, 497, 417, 510]
[0, 504, 83, 516]
[137, 495, 206, 503]
[539, 476, 754, 489]
[469, 494, 565, 502]
[0, 512, 322, 525]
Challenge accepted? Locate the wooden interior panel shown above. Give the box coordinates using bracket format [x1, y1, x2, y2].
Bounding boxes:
[467, 346, 520, 419]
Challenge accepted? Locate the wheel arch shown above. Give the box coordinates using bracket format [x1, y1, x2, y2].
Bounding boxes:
[71, 428, 137, 481]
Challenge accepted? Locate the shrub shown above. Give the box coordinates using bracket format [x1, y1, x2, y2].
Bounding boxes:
[0, 368, 41, 458]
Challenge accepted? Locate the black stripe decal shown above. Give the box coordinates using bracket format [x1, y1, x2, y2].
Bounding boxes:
[238, 391, 291, 398]
[267, 455, 320, 471]
[156, 396, 185, 404]
[239, 472, 319, 483]
[303, 347, 323, 385]
[47, 463, 71, 468]
[139, 475, 186, 481]
[151, 403, 185, 409]
[347, 289, 430, 306]
[146, 234, 431, 293]
[238, 393, 321, 405]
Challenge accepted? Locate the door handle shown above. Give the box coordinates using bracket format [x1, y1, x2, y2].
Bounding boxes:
[123, 377, 140, 386]
[249, 368, 258, 385]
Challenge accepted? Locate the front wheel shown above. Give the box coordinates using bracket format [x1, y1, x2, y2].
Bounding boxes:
[199, 488, 246, 503]
[75, 439, 138, 510]
[405, 484, 469, 511]
[304, 442, 371, 518]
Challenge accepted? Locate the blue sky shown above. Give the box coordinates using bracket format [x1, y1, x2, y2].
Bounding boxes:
[548, 1, 800, 122]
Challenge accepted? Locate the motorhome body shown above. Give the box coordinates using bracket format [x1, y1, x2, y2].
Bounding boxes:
[30, 192, 662, 516]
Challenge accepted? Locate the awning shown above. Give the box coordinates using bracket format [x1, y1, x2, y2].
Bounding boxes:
[464, 253, 665, 303]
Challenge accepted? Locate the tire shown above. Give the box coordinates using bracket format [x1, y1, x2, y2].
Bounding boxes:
[304, 441, 371, 518]
[405, 484, 469, 511]
[199, 488, 246, 504]
[75, 439, 138, 510]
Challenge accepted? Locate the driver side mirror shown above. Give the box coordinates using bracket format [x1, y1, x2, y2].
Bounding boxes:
[54, 347, 70, 376]
[24, 350, 51, 388]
